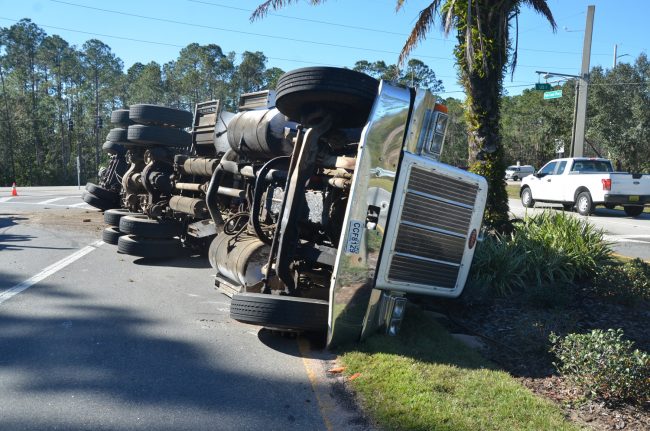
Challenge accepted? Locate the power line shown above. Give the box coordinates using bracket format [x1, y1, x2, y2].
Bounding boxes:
[49, 0, 452, 61]
[187, 0, 412, 37]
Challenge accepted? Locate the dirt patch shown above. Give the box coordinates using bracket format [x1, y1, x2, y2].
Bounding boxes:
[12, 209, 104, 234]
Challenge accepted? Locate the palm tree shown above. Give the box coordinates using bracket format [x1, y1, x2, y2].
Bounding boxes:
[252, 1, 556, 230]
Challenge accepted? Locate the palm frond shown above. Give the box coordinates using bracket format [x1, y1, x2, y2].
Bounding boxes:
[251, 0, 327, 21]
[522, 0, 557, 31]
[444, 0, 457, 35]
[399, 1, 443, 66]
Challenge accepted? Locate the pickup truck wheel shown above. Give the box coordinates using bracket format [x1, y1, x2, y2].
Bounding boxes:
[102, 226, 123, 245]
[127, 124, 191, 147]
[117, 235, 184, 258]
[623, 205, 644, 217]
[275, 67, 379, 128]
[521, 188, 535, 208]
[129, 104, 193, 128]
[119, 214, 183, 238]
[576, 192, 593, 216]
[230, 293, 328, 332]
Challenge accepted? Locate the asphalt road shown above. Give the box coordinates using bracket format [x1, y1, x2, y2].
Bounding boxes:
[0, 186, 371, 431]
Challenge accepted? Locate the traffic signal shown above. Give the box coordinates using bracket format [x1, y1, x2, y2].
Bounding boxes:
[67, 119, 74, 131]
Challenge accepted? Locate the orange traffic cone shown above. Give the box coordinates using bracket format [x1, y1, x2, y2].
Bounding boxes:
[11, 182, 17, 196]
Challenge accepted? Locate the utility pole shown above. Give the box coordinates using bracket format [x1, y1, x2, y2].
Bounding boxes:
[613, 44, 629, 68]
[573, 5, 595, 157]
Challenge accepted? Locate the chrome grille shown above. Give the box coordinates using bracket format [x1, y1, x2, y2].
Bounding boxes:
[388, 166, 477, 289]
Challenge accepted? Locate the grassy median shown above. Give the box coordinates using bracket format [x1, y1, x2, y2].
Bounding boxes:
[340, 309, 579, 431]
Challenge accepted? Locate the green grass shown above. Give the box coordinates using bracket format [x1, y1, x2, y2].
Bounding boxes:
[340, 309, 580, 431]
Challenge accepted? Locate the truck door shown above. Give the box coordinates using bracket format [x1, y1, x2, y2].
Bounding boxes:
[534, 161, 559, 201]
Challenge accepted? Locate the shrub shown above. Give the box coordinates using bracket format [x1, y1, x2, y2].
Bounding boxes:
[468, 211, 613, 300]
[549, 329, 650, 404]
[594, 258, 650, 304]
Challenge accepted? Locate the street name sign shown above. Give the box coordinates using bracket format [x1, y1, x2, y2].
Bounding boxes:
[543, 90, 562, 100]
[535, 83, 552, 91]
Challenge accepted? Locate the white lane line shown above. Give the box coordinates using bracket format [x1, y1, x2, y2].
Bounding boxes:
[37, 197, 70, 205]
[0, 201, 97, 210]
[604, 235, 650, 244]
[0, 240, 104, 305]
[0, 197, 13, 203]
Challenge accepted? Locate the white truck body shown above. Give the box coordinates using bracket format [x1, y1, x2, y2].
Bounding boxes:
[520, 157, 650, 217]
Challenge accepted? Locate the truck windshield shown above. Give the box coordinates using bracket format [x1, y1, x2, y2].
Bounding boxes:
[570, 160, 613, 173]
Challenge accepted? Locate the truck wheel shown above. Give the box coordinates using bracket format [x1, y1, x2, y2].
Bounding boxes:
[576, 192, 593, 216]
[119, 214, 183, 238]
[107, 127, 128, 143]
[275, 67, 379, 128]
[623, 205, 644, 217]
[104, 208, 139, 226]
[102, 226, 123, 245]
[111, 109, 131, 127]
[127, 124, 191, 147]
[230, 293, 328, 332]
[129, 104, 193, 128]
[82, 191, 118, 211]
[117, 235, 184, 258]
[521, 187, 535, 208]
[85, 183, 119, 203]
[102, 141, 126, 155]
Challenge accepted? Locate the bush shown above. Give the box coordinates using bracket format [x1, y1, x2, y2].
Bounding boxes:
[468, 211, 613, 301]
[549, 329, 650, 404]
[594, 258, 650, 304]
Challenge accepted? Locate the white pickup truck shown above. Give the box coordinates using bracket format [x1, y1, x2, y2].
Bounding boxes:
[520, 157, 650, 217]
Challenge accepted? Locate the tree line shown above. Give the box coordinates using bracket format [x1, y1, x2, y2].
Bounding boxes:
[442, 53, 650, 173]
[0, 19, 444, 187]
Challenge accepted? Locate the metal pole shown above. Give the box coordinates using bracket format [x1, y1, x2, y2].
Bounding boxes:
[569, 80, 580, 158]
[613, 44, 618, 68]
[572, 5, 595, 157]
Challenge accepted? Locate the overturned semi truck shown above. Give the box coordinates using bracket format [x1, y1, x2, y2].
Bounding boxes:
[85, 66, 487, 348]
[208, 67, 488, 348]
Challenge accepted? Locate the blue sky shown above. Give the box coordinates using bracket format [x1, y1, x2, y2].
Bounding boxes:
[0, 0, 648, 98]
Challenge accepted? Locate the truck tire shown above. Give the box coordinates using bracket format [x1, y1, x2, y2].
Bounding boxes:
[230, 293, 328, 332]
[102, 141, 126, 155]
[623, 205, 644, 217]
[85, 183, 119, 203]
[111, 109, 131, 127]
[119, 214, 183, 238]
[107, 127, 128, 142]
[102, 226, 123, 245]
[129, 104, 193, 128]
[521, 187, 535, 208]
[576, 192, 593, 216]
[82, 191, 118, 211]
[104, 208, 139, 226]
[127, 124, 191, 147]
[117, 235, 184, 258]
[275, 67, 379, 128]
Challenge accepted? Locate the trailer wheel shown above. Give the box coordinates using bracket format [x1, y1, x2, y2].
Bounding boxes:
[117, 235, 184, 258]
[85, 183, 119, 203]
[275, 67, 379, 128]
[230, 293, 328, 332]
[107, 127, 128, 142]
[111, 109, 131, 127]
[520, 187, 535, 208]
[82, 191, 118, 211]
[623, 205, 644, 217]
[127, 124, 191, 147]
[102, 226, 123, 245]
[129, 104, 193, 128]
[576, 192, 593, 216]
[119, 214, 183, 238]
[104, 208, 139, 226]
[102, 141, 126, 155]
